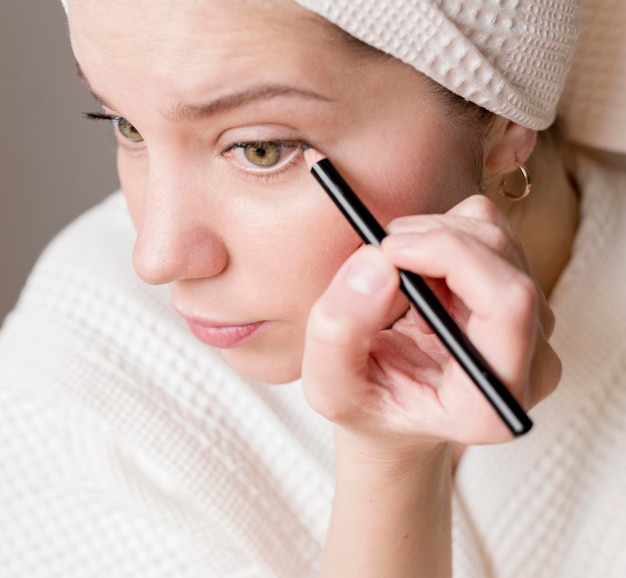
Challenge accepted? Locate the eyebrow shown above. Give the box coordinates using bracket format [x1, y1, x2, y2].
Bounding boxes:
[76, 62, 333, 121]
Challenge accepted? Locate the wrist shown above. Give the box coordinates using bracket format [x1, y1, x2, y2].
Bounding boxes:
[323, 427, 453, 578]
[333, 425, 450, 478]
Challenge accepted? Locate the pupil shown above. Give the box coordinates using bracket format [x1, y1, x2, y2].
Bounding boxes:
[243, 142, 281, 166]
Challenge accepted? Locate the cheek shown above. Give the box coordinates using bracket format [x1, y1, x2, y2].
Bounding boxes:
[285, 209, 361, 304]
[217, 194, 362, 384]
[240, 186, 363, 316]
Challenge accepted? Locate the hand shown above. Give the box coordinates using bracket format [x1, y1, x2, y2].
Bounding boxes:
[302, 195, 560, 453]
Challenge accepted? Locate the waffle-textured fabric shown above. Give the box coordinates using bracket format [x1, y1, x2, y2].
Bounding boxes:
[1, 150, 625, 577]
[293, 0, 580, 130]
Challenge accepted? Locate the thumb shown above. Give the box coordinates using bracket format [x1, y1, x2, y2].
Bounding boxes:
[302, 245, 399, 421]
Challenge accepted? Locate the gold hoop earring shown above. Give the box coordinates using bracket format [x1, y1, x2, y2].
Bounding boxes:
[499, 163, 532, 201]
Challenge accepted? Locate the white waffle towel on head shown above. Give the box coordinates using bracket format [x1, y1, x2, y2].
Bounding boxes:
[293, 0, 581, 130]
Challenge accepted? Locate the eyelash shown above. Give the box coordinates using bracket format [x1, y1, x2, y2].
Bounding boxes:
[84, 111, 121, 123]
[83, 112, 144, 146]
[84, 112, 305, 180]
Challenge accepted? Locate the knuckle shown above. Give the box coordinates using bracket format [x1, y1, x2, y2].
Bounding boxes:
[307, 302, 358, 348]
[543, 304, 557, 337]
[463, 194, 500, 221]
[530, 344, 562, 407]
[485, 223, 511, 255]
[503, 272, 538, 318]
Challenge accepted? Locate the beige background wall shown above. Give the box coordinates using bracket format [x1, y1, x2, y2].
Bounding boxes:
[0, 1, 119, 323]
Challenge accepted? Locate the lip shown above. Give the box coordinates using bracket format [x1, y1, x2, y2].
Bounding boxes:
[180, 314, 266, 349]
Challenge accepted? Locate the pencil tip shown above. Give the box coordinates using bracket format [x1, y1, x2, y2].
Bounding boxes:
[302, 145, 325, 168]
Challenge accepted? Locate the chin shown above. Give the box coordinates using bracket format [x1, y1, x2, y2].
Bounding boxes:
[220, 348, 303, 385]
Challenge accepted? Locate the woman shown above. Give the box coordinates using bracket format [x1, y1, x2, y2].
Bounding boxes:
[1, 0, 624, 576]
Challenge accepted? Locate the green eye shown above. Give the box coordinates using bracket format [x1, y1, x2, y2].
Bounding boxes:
[241, 142, 282, 167]
[114, 117, 143, 143]
[225, 140, 301, 175]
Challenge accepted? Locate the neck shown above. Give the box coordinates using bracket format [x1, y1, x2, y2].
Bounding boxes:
[486, 142, 580, 299]
[453, 144, 580, 476]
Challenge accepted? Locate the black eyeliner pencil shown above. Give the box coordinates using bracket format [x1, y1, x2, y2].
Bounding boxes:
[302, 145, 532, 436]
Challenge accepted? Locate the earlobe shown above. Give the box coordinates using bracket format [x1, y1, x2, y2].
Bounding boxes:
[484, 122, 537, 174]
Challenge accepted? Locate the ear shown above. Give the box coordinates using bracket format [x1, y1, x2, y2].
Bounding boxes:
[484, 122, 537, 174]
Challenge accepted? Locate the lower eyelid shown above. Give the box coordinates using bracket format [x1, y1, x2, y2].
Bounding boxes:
[113, 131, 147, 153]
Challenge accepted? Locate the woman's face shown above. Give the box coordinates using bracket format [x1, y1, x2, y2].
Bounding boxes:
[69, 0, 487, 383]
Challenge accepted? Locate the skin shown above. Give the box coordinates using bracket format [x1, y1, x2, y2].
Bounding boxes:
[68, 0, 577, 575]
[69, 0, 506, 385]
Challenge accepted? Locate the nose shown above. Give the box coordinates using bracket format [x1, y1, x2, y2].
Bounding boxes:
[131, 170, 229, 286]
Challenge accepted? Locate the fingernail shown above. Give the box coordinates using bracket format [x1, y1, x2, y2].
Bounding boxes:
[345, 250, 389, 294]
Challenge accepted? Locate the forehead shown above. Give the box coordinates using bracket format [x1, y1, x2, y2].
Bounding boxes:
[68, 0, 360, 108]
[69, 0, 341, 61]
